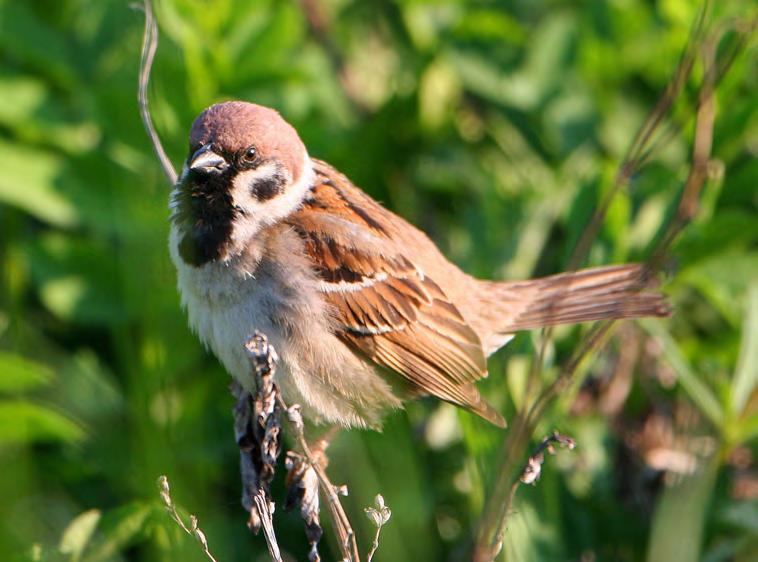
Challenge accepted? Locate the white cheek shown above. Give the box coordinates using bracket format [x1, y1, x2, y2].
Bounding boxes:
[228, 156, 315, 251]
[230, 164, 280, 213]
[259, 157, 315, 224]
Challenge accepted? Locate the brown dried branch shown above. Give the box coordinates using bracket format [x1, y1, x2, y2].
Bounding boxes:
[472, 432, 576, 562]
[519, 432, 577, 486]
[234, 335, 283, 538]
[236, 334, 284, 560]
[137, 0, 177, 185]
[473, 7, 752, 561]
[520, 3, 712, 408]
[285, 451, 323, 561]
[157, 475, 219, 562]
[645, 33, 717, 273]
[242, 332, 362, 562]
[520, 2, 713, 408]
[567, 2, 708, 271]
[253, 489, 283, 562]
[279, 399, 361, 561]
[524, 29, 724, 418]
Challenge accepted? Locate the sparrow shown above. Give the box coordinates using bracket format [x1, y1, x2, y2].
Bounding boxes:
[169, 101, 669, 428]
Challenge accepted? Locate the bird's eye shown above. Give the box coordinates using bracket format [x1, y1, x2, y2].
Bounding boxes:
[243, 146, 257, 161]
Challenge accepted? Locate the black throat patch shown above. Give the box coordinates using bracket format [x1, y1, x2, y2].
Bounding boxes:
[173, 172, 237, 267]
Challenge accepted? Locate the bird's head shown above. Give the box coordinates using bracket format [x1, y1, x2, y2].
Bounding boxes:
[171, 101, 312, 266]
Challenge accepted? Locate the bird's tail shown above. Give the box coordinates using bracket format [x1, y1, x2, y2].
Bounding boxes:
[477, 264, 670, 353]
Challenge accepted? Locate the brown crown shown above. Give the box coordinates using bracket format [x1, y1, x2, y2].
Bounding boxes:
[190, 101, 307, 181]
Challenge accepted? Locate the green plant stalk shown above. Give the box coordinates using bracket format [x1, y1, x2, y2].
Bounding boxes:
[645, 455, 720, 562]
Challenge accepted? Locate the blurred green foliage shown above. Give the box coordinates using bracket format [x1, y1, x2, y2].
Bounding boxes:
[0, 0, 756, 560]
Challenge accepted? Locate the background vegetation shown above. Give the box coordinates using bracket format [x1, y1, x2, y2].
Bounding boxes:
[0, 0, 756, 560]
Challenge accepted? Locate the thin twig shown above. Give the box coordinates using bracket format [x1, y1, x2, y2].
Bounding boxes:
[243, 333, 360, 561]
[472, 7, 751, 560]
[567, 1, 709, 270]
[366, 527, 382, 562]
[517, 4, 710, 425]
[280, 400, 361, 562]
[521, 2, 711, 406]
[527, 10, 746, 432]
[646, 33, 717, 273]
[364, 495, 391, 562]
[253, 489, 283, 562]
[137, 0, 178, 185]
[472, 431, 577, 562]
[285, 451, 323, 562]
[157, 475, 219, 562]
[494, 433, 576, 559]
[519, 432, 577, 485]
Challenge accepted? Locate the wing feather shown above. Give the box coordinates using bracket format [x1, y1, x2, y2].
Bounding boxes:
[285, 160, 505, 426]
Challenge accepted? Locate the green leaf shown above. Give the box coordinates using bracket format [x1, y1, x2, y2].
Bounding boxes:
[735, 414, 758, 445]
[646, 456, 719, 562]
[453, 9, 526, 45]
[56, 352, 124, 421]
[0, 76, 47, 126]
[641, 320, 724, 429]
[0, 3, 76, 89]
[59, 510, 101, 562]
[0, 352, 54, 393]
[0, 400, 85, 445]
[0, 77, 100, 154]
[731, 284, 758, 416]
[419, 56, 461, 131]
[677, 252, 758, 327]
[518, 12, 575, 106]
[82, 503, 155, 562]
[719, 501, 758, 533]
[0, 140, 77, 227]
[672, 210, 757, 260]
[28, 234, 130, 325]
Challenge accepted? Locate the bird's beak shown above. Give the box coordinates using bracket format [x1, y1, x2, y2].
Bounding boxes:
[189, 145, 228, 174]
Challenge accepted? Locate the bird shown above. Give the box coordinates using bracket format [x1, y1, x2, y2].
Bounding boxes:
[169, 101, 669, 429]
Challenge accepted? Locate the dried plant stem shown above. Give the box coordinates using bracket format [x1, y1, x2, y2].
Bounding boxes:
[646, 35, 716, 273]
[253, 489, 283, 562]
[527, 7, 749, 435]
[472, 8, 748, 561]
[241, 332, 360, 561]
[157, 475, 219, 562]
[366, 526, 383, 562]
[238, 336, 285, 560]
[137, 0, 177, 185]
[364, 495, 392, 562]
[520, 2, 712, 412]
[279, 398, 361, 562]
[567, 1, 709, 270]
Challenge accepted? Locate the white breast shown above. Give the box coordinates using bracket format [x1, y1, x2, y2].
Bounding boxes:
[168, 224, 402, 427]
[169, 227, 278, 392]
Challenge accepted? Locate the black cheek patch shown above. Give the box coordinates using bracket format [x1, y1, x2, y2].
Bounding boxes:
[250, 170, 286, 201]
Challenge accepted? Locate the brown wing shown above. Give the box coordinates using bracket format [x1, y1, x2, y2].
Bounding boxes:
[286, 160, 504, 426]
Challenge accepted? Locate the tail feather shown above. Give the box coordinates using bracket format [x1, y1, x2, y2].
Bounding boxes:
[462, 385, 507, 427]
[478, 264, 669, 354]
